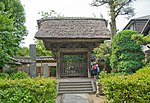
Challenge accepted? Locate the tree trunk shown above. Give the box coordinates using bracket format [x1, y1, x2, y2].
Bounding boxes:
[110, 1, 117, 38]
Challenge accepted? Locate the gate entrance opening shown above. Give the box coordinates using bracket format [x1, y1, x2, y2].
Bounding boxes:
[60, 53, 87, 77]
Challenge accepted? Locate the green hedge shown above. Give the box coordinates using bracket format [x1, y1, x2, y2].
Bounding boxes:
[10, 71, 30, 80]
[0, 71, 30, 80]
[0, 73, 9, 79]
[100, 66, 150, 103]
[0, 77, 57, 103]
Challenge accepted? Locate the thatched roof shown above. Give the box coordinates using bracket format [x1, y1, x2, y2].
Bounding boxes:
[35, 17, 110, 39]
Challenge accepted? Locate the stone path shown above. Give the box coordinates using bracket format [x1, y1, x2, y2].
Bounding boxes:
[56, 93, 92, 103]
[62, 94, 91, 103]
[56, 93, 104, 103]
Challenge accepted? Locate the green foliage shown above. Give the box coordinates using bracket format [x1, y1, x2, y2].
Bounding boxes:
[2, 64, 18, 74]
[131, 34, 150, 64]
[91, 0, 135, 37]
[0, 0, 27, 67]
[110, 30, 144, 73]
[98, 71, 110, 80]
[131, 34, 150, 44]
[0, 73, 57, 103]
[10, 71, 29, 80]
[93, 41, 111, 65]
[0, 71, 29, 80]
[131, 33, 144, 44]
[16, 47, 29, 56]
[99, 70, 126, 81]
[0, 73, 9, 79]
[11, 0, 27, 41]
[36, 40, 53, 56]
[143, 35, 150, 43]
[100, 66, 150, 103]
[16, 40, 55, 56]
[0, 2, 14, 67]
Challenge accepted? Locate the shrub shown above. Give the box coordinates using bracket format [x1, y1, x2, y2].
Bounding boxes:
[10, 71, 29, 80]
[100, 66, 150, 103]
[93, 41, 111, 68]
[0, 73, 9, 79]
[0, 77, 57, 103]
[110, 30, 144, 74]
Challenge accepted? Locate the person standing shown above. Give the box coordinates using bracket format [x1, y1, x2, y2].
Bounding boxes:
[96, 64, 100, 78]
[92, 62, 97, 79]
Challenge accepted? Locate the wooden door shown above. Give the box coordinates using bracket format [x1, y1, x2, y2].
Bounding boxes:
[60, 53, 87, 77]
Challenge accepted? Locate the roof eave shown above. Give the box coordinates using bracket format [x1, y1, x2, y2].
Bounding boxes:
[34, 36, 111, 40]
[123, 19, 149, 30]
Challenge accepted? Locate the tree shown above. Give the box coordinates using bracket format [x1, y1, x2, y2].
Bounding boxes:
[2, 0, 27, 44]
[131, 34, 150, 44]
[93, 41, 112, 72]
[110, 30, 144, 74]
[0, 0, 27, 67]
[35, 40, 53, 56]
[0, 2, 14, 67]
[143, 35, 150, 44]
[91, 0, 135, 38]
[38, 10, 64, 18]
[15, 40, 54, 57]
[12, 0, 27, 43]
[16, 47, 29, 56]
[131, 34, 150, 64]
[93, 40, 111, 65]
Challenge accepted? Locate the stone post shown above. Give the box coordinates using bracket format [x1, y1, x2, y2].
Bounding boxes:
[29, 44, 36, 77]
[44, 64, 49, 78]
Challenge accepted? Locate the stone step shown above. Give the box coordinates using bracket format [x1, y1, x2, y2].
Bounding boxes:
[59, 88, 93, 91]
[59, 85, 92, 88]
[59, 80, 91, 83]
[59, 81, 91, 83]
[58, 79, 96, 95]
[58, 90, 95, 94]
[59, 82, 91, 86]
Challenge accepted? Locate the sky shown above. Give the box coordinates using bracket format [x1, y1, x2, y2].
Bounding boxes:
[20, 0, 150, 47]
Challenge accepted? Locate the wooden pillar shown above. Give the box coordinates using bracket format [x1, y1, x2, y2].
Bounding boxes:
[57, 51, 60, 78]
[40, 61, 43, 76]
[49, 66, 50, 77]
[47, 61, 50, 77]
[87, 51, 91, 78]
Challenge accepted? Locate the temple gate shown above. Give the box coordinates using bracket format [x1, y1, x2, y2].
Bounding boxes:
[35, 17, 110, 78]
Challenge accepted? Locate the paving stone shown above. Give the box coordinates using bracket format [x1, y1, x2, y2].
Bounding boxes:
[62, 94, 90, 103]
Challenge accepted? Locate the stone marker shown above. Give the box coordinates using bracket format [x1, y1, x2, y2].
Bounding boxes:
[44, 64, 49, 77]
[29, 44, 36, 77]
